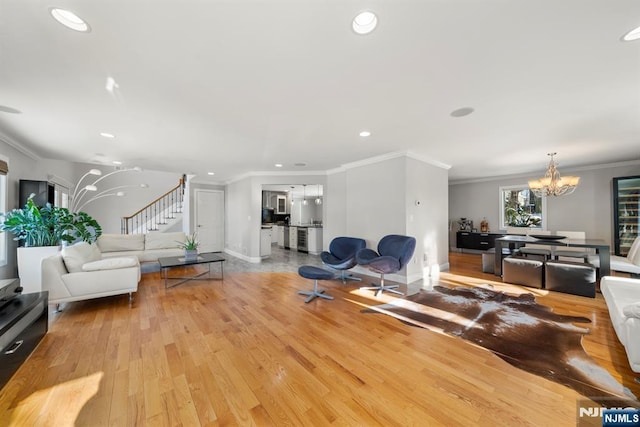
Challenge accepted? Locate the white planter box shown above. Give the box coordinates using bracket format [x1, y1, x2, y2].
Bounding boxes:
[17, 246, 60, 294]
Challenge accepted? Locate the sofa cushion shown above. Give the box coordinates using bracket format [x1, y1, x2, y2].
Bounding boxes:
[145, 232, 186, 250]
[82, 257, 139, 272]
[623, 302, 640, 319]
[98, 233, 145, 252]
[61, 242, 102, 273]
[140, 248, 184, 263]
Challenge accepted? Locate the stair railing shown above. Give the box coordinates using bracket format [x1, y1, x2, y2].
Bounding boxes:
[121, 178, 184, 234]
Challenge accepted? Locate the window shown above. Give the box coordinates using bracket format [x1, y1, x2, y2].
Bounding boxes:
[499, 185, 546, 230]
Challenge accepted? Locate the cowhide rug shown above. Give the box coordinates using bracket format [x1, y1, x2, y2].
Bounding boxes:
[363, 284, 639, 406]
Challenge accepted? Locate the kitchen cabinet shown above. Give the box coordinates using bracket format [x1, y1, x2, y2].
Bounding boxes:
[307, 228, 323, 255]
[271, 225, 279, 243]
[278, 226, 285, 248]
[260, 228, 272, 257]
[289, 226, 298, 250]
[613, 175, 640, 256]
[276, 195, 287, 214]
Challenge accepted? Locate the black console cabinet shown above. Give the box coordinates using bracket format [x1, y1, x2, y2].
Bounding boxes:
[0, 292, 48, 389]
[456, 231, 504, 251]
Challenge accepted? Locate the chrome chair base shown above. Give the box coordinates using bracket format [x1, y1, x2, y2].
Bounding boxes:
[337, 270, 362, 284]
[298, 279, 334, 303]
[360, 280, 403, 297]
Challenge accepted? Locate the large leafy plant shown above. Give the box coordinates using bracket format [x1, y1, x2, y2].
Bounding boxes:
[1, 196, 102, 247]
[505, 205, 541, 228]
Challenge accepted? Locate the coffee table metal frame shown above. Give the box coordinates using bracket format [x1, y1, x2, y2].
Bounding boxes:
[158, 252, 225, 288]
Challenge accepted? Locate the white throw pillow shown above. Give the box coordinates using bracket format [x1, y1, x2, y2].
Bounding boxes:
[97, 233, 145, 252]
[145, 232, 186, 250]
[82, 257, 138, 272]
[61, 242, 102, 273]
[622, 302, 640, 319]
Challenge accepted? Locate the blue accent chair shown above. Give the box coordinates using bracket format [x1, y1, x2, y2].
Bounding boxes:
[356, 234, 416, 297]
[321, 237, 367, 283]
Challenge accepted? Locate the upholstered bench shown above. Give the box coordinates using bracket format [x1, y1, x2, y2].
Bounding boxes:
[502, 256, 544, 289]
[545, 260, 596, 298]
[297, 266, 335, 303]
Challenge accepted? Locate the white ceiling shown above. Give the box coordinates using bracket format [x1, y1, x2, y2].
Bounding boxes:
[1, 1, 639, 184]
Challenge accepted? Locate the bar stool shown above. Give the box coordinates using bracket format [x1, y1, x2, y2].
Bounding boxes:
[297, 266, 335, 303]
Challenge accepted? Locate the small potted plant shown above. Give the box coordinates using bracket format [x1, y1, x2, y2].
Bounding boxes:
[178, 233, 199, 261]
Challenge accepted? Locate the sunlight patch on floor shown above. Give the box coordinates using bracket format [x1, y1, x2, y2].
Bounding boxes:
[439, 272, 550, 297]
[6, 371, 103, 426]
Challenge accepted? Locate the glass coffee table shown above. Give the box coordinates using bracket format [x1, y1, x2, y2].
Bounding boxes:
[157, 252, 226, 288]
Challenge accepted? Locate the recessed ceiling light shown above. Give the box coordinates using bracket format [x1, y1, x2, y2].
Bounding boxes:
[112, 161, 122, 165]
[275, 163, 283, 168]
[450, 107, 475, 117]
[207, 172, 215, 176]
[622, 25, 640, 41]
[50, 8, 91, 33]
[359, 130, 371, 137]
[352, 11, 378, 35]
[100, 132, 115, 138]
[0, 105, 21, 114]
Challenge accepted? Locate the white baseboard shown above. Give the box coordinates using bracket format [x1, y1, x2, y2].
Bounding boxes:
[223, 248, 261, 263]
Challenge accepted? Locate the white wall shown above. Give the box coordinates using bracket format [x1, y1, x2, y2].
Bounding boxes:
[449, 161, 640, 248]
[77, 163, 183, 234]
[324, 172, 347, 246]
[405, 157, 450, 281]
[225, 177, 254, 260]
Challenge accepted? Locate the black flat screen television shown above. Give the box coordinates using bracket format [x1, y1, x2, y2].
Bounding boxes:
[19, 180, 55, 208]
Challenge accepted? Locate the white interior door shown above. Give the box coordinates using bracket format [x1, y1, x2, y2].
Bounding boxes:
[195, 189, 224, 252]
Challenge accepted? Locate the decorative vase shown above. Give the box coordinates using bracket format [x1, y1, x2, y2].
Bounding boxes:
[184, 249, 198, 261]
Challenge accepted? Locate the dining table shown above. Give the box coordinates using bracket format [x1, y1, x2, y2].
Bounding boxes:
[493, 235, 611, 278]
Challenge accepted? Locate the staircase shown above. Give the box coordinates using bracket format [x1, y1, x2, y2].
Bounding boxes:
[121, 178, 185, 234]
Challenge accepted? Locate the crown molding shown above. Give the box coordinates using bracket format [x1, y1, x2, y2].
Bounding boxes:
[223, 170, 326, 185]
[327, 151, 451, 175]
[0, 133, 41, 161]
[449, 159, 640, 185]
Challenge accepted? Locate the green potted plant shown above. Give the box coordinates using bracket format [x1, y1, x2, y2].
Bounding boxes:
[1, 197, 102, 247]
[177, 233, 199, 261]
[1, 195, 103, 293]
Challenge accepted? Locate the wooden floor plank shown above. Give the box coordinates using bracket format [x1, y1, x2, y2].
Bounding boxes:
[0, 251, 638, 426]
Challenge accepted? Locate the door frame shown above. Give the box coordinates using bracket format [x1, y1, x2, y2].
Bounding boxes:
[194, 189, 225, 252]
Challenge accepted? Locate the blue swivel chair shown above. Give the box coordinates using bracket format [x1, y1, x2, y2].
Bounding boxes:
[356, 234, 416, 297]
[321, 237, 367, 283]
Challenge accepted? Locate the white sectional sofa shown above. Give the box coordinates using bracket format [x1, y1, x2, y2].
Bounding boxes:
[600, 276, 640, 373]
[97, 232, 186, 262]
[41, 232, 187, 306]
[42, 242, 141, 306]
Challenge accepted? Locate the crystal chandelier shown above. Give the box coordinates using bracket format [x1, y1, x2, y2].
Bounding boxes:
[528, 153, 580, 197]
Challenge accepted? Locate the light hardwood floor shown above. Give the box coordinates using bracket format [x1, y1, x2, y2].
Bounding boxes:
[0, 252, 638, 426]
